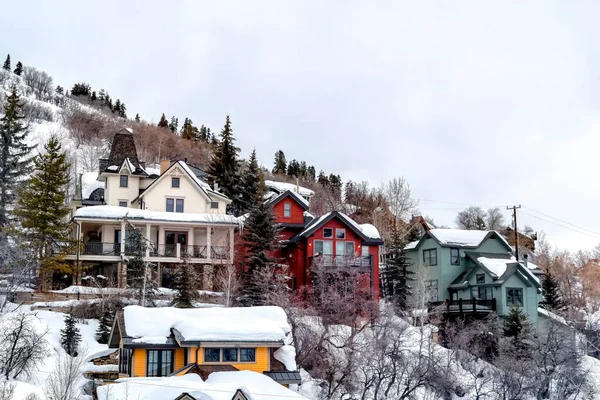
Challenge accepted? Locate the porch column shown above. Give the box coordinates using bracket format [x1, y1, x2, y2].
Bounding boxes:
[118, 220, 127, 289]
[206, 226, 212, 260]
[188, 227, 194, 258]
[76, 223, 84, 285]
[229, 227, 234, 261]
[145, 223, 151, 259]
[120, 221, 126, 256]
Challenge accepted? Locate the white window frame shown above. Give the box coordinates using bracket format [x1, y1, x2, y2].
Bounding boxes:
[323, 228, 333, 238]
[283, 202, 291, 218]
[335, 228, 346, 239]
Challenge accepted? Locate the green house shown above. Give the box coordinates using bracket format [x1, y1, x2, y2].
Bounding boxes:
[405, 229, 542, 322]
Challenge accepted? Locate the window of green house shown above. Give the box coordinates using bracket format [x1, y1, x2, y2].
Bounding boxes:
[506, 288, 523, 307]
[476, 274, 485, 284]
[423, 249, 437, 266]
[450, 248, 460, 265]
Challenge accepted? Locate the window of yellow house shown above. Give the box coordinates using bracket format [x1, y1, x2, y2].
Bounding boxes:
[147, 350, 174, 377]
[203, 348, 256, 363]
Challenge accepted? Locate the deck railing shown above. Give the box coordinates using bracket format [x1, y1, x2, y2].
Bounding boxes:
[81, 242, 121, 256]
[429, 298, 496, 314]
[310, 254, 373, 268]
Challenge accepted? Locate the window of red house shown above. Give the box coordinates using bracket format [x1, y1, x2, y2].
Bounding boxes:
[335, 228, 346, 239]
[283, 202, 291, 218]
[323, 228, 333, 238]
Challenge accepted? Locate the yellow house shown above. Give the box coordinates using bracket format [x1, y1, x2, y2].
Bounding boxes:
[108, 305, 301, 386]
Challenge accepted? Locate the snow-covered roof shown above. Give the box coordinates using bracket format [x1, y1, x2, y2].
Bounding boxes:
[142, 163, 161, 176]
[359, 223, 381, 239]
[122, 305, 291, 344]
[81, 172, 104, 199]
[74, 205, 239, 225]
[405, 240, 419, 250]
[430, 229, 490, 246]
[264, 180, 314, 197]
[477, 256, 540, 284]
[266, 189, 310, 209]
[97, 372, 308, 400]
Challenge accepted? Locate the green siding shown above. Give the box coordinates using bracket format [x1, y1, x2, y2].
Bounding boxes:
[406, 233, 539, 319]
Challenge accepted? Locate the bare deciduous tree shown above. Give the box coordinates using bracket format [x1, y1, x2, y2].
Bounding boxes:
[486, 207, 506, 230]
[44, 350, 87, 400]
[214, 262, 241, 307]
[0, 311, 49, 380]
[455, 206, 487, 230]
[0, 234, 38, 313]
[383, 177, 418, 225]
[22, 66, 54, 99]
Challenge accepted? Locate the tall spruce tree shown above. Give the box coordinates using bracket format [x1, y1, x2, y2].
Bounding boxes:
[170, 116, 179, 133]
[539, 269, 565, 311]
[181, 118, 195, 140]
[158, 113, 169, 128]
[240, 149, 261, 215]
[13, 61, 23, 76]
[241, 200, 279, 306]
[503, 304, 532, 347]
[206, 115, 243, 215]
[95, 312, 113, 344]
[60, 313, 81, 356]
[15, 136, 71, 285]
[125, 221, 157, 305]
[307, 166, 316, 181]
[198, 125, 208, 142]
[2, 55, 10, 71]
[0, 87, 35, 227]
[173, 262, 198, 308]
[381, 223, 414, 311]
[135, 113, 141, 122]
[272, 150, 287, 175]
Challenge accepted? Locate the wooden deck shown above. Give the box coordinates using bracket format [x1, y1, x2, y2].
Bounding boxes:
[429, 298, 496, 315]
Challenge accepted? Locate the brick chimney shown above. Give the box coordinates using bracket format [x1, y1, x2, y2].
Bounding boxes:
[160, 159, 171, 175]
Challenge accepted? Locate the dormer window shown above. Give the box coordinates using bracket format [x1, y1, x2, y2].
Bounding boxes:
[120, 175, 128, 188]
[284, 202, 291, 218]
[336, 228, 346, 239]
[172, 177, 180, 188]
[323, 228, 333, 238]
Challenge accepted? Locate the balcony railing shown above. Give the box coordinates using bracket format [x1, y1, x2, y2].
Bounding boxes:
[310, 254, 373, 268]
[429, 298, 496, 314]
[211, 245, 229, 260]
[150, 244, 177, 258]
[81, 242, 120, 256]
[183, 245, 207, 259]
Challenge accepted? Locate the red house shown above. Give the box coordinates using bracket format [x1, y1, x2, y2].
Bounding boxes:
[265, 190, 384, 299]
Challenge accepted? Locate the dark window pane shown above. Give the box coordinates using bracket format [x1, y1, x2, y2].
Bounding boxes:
[336, 228, 346, 239]
[211, 201, 218, 209]
[172, 177, 180, 188]
[476, 274, 485, 284]
[176, 199, 184, 213]
[451, 248, 460, 265]
[205, 348, 220, 362]
[161, 350, 173, 376]
[120, 175, 128, 187]
[222, 348, 238, 362]
[240, 348, 255, 362]
[323, 228, 333, 238]
[314, 240, 323, 254]
[166, 198, 174, 212]
[119, 201, 127, 208]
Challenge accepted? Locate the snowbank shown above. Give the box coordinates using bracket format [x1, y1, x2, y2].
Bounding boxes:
[123, 305, 291, 343]
[264, 180, 314, 197]
[74, 205, 240, 225]
[359, 223, 381, 239]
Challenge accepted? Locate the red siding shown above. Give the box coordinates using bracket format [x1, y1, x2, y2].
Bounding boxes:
[272, 196, 305, 224]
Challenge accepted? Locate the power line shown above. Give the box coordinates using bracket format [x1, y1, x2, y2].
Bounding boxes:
[519, 210, 600, 240]
[417, 198, 504, 208]
[522, 206, 600, 236]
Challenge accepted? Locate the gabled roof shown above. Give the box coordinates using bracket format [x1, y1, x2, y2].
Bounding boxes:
[132, 160, 231, 204]
[292, 211, 383, 245]
[264, 180, 314, 197]
[456, 251, 541, 288]
[265, 189, 309, 210]
[405, 229, 512, 251]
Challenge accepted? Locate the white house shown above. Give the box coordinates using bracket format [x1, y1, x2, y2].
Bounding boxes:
[67, 129, 239, 288]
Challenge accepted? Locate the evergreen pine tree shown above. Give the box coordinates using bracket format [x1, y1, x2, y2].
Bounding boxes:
[118, 101, 127, 118]
[2, 54, 10, 71]
[181, 118, 195, 140]
[210, 131, 218, 145]
[158, 113, 169, 128]
[90, 91, 97, 101]
[272, 150, 287, 175]
[381, 223, 414, 311]
[13, 61, 23, 76]
[299, 161, 308, 177]
[60, 313, 82, 356]
[0, 87, 34, 227]
[240, 149, 261, 214]
[114, 99, 122, 114]
[55, 86, 64, 95]
[206, 115, 243, 215]
[539, 269, 565, 311]
[135, 113, 141, 122]
[95, 312, 113, 344]
[287, 159, 300, 178]
[173, 262, 198, 308]
[170, 116, 179, 133]
[317, 170, 328, 186]
[198, 125, 208, 142]
[307, 166, 316, 181]
[503, 304, 532, 346]
[241, 200, 280, 306]
[98, 89, 106, 103]
[125, 221, 157, 305]
[15, 136, 71, 285]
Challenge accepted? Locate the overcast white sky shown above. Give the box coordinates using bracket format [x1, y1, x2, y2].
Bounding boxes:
[1, 1, 599, 252]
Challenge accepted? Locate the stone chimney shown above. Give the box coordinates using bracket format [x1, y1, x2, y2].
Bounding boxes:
[160, 159, 171, 175]
[523, 254, 528, 269]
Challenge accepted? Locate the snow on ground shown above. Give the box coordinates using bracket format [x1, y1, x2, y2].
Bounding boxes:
[123, 305, 291, 343]
[0, 304, 109, 399]
[97, 371, 308, 400]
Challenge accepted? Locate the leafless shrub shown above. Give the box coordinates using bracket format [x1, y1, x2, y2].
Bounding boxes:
[21, 100, 54, 123]
[0, 311, 49, 380]
[22, 66, 54, 99]
[0, 233, 39, 313]
[0, 382, 15, 400]
[44, 350, 87, 400]
[214, 263, 241, 307]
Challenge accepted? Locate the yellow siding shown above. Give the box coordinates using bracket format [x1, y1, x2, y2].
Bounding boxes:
[198, 347, 270, 373]
[132, 349, 146, 377]
[189, 347, 198, 363]
[174, 348, 185, 370]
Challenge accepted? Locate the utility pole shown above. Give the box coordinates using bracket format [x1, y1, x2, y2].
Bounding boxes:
[507, 205, 521, 261]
